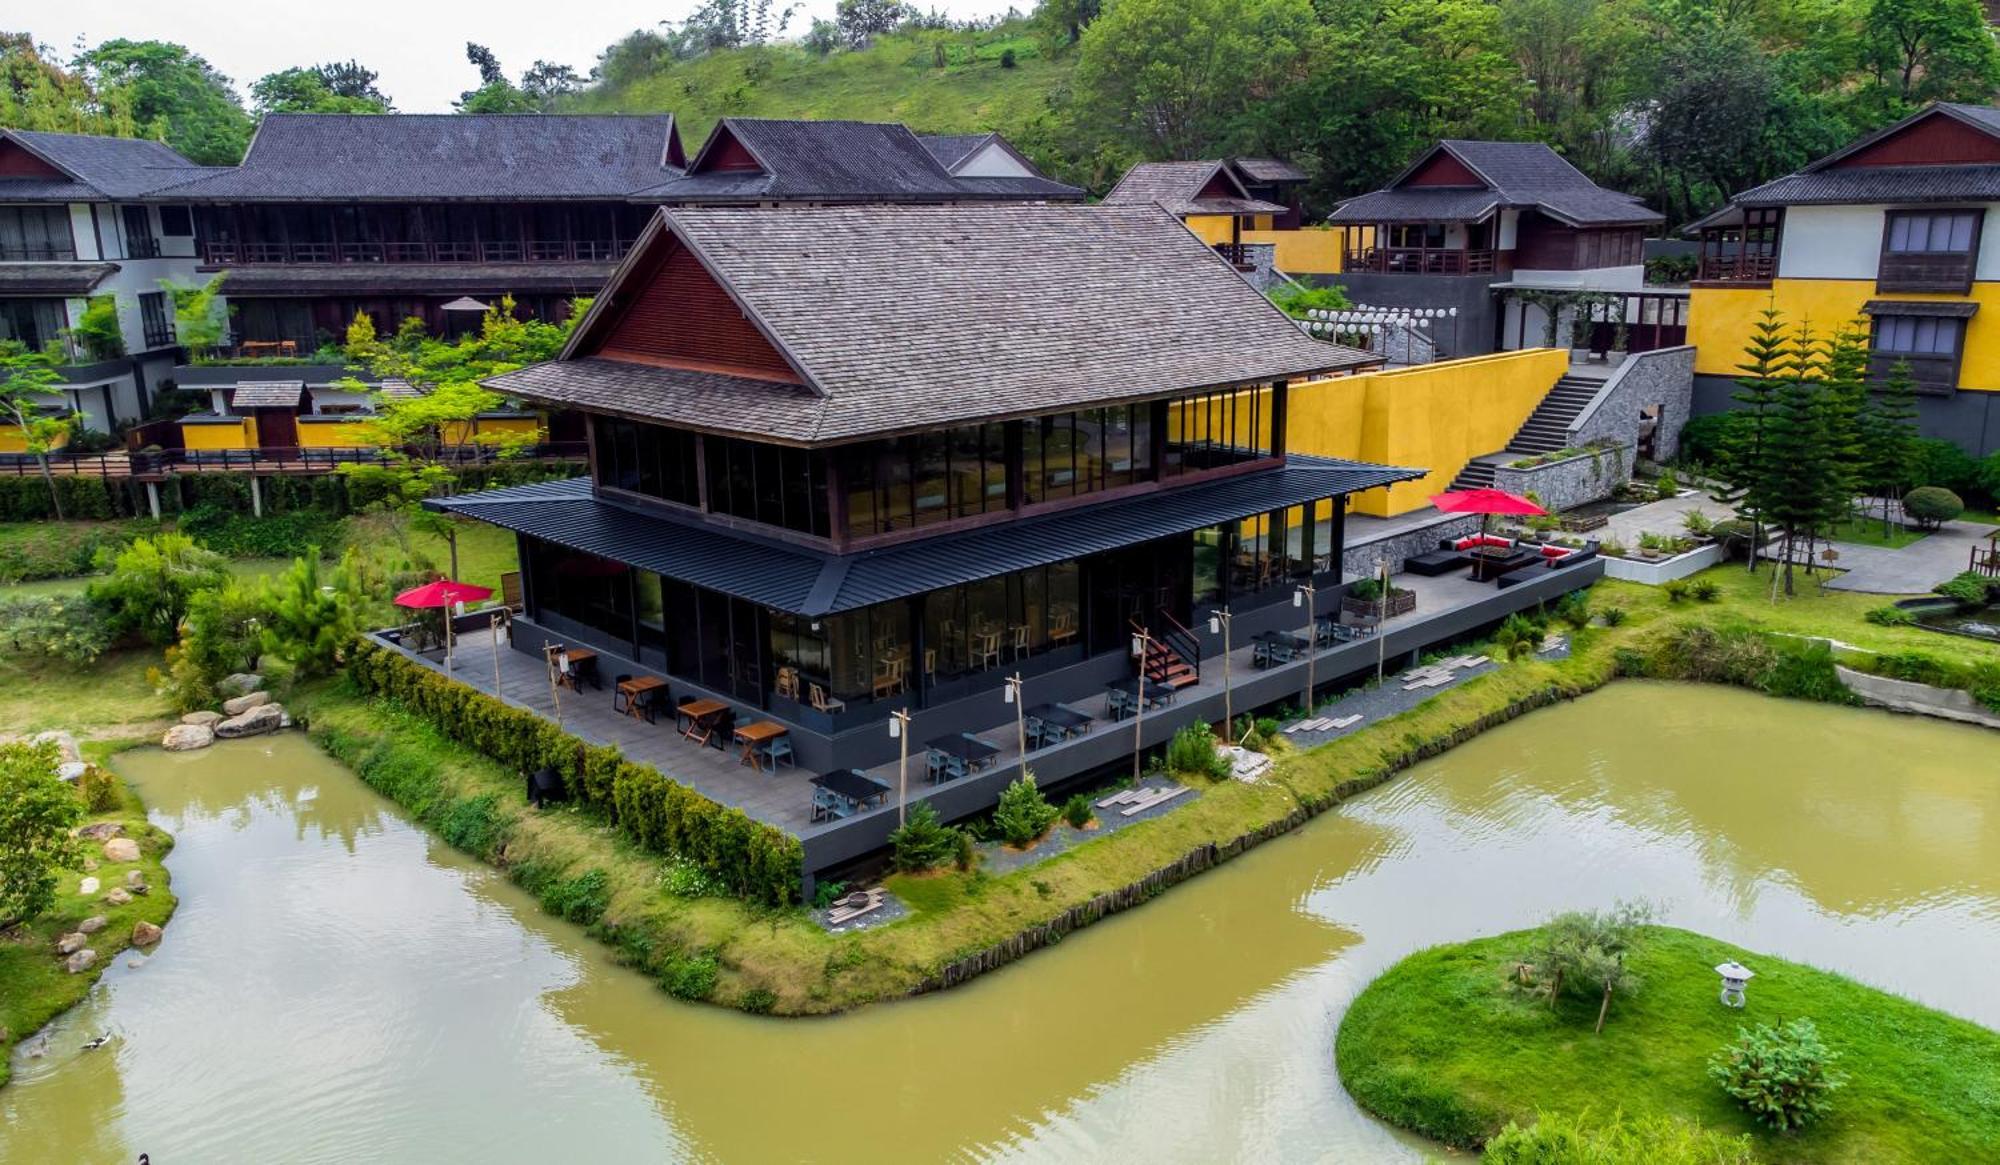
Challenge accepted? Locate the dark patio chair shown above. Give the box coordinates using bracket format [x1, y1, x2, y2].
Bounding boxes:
[612, 674, 633, 714]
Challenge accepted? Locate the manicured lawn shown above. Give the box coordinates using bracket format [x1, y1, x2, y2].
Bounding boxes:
[1824, 515, 1927, 549]
[0, 650, 174, 741]
[1335, 926, 2000, 1163]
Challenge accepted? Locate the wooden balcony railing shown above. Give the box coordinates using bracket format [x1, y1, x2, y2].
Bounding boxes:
[1344, 246, 1497, 275]
[200, 239, 631, 266]
[1695, 253, 1776, 283]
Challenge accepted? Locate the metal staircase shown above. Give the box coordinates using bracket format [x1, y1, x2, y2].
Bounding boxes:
[1447, 372, 1603, 491]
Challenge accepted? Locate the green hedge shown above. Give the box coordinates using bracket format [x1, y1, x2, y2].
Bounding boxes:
[345, 638, 802, 904]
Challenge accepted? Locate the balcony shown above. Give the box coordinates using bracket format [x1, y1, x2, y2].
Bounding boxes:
[1695, 253, 1776, 283]
[1345, 246, 1497, 276]
[199, 239, 632, 266]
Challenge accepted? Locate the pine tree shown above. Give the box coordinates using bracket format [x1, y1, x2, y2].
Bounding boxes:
[1717, 307, 1791, 571]
[1760, 323, 1841, 595]
[1811, 321, 1872, 564]
[1857, 358, 1921, 537]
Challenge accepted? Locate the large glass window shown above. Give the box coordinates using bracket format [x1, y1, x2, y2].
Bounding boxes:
[703, 434, 830, 536]
[0, 299, 67, 352]
[1165, 385, 1274, 475]
[0, 206, 73, 261]
[839, 422, 1009, 536]
[527, 543, 634, 643]
[590, 415, 701, 508]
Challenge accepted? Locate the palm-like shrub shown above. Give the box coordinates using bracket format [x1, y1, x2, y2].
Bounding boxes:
[1708, 1017, 1847, 1131]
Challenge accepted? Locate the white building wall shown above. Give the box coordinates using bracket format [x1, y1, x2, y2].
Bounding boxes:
[1509, 264, 1647, 291]
[1495, 209, 1519, 250]
[1776, 205, 1893, 279]
[952, 141, 1036, 179]
[65, 203, 101, 261]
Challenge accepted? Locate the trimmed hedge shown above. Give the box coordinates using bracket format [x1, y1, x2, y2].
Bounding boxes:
[345, 638, 802, 904]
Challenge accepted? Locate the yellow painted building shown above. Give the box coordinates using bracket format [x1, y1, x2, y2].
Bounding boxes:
[0, 425, 71, 455]
[1690, 279, 2000, 391]
[178, 416, 258, 451]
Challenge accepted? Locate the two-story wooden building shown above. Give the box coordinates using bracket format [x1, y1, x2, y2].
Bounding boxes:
[1329, 141, 1672, 358]
[1102, 159, 1332, 274]
[1688, 102, 2000, 454]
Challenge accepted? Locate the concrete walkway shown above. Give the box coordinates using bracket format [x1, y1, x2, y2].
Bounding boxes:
[1813, 518, 2000, 594]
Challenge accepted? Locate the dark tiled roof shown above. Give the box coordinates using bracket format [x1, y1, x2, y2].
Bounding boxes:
[0, 263, 117, 294]
[1863, 299, 1979, 318]
[436, 456, 1422, 615]
[640, 118, 1081, 203]
[211, 261, 614, 296]
[918, 133, 992, 171]
[160, 114, 681, 201]
[516, 204, 1377, 443]
[0, 129, 211, 201]
[1731, 164, 2000, 207]
[230, 381, 305, 408]
[172, 363, 370, 389]
[1101, 161, 1286, 217]
[1231, 157, 1307, 183]
[1330, 140, 1661, 226]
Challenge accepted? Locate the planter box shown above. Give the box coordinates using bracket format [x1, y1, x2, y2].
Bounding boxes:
[1343, 589, 1416, 618]
[1600, 542, 1725, 585]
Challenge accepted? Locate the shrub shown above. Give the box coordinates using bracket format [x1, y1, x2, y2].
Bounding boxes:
[0, 594, 114, 663]
[1909, 437, 1979, 495]
[1864, 604, 1915, 626]
[1554, 591, 1591, 630]
[1062, 793, 1094, 829]
[1654, 467, 1679, 495]
[178, 503, 340, 558]
[1689, 579, 1721, 602]
[540, 867, 610, 925]
[888, 801, 960, 872]
[1523, 902, 1652, 1031]
[1483, 1110, 1755, 1165]
[87, 532, 229, 646]
[1764, 640, 1860, 705]
[1676, 412, 1748, 466]
[1708, 1017, 1847, 1131]
[1598, 604, 1628, 627]
[1902, 486, 1964, 530]
[1662, 579, 1691, 603]
[260, 549, 363, 679]
[1166, 721, 1231, 779]
[659, 950, 720, 1001]
[79, 764, 121, 813]
[738, 987, 777, 1014]
[1681, 510, 1714, 537]
[992, 774, 1059, 846]
[0, 740, 83, 927]
[1494, 612, 1544, 659]
[1935, 570, 1996, 606]
[810, 879, 849, 910]
[155, 578, 271, 712]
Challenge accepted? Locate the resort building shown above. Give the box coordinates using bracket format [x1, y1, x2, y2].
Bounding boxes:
[0, 128, 210, 430]
[1103, 158, 1338, 277]
[1328, 141, 1675, 358]
[1688, 102, 2000, 455]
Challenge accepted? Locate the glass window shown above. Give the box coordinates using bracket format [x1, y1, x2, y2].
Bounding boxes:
[635, 571, 664, 630]
[1888, 211, 1979, 254]
[0, 299, 67, 352]
[0, 206, 74, 261]
[1874, 316, 1959, 356]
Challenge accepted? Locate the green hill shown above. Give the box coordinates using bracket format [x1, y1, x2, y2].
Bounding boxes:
[571, 25, 1074, 168]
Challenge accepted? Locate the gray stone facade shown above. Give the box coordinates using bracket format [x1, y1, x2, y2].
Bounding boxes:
[1333, 272, 1498, 358]
[1342, 512, 1482, 578]
[1491, 441, 1635, 512]
[1569, 345, 1694, 462]
[1693, 372, 2000, 457]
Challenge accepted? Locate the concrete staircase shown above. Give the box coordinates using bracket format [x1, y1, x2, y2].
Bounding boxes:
[1447, 372, 1603, 491]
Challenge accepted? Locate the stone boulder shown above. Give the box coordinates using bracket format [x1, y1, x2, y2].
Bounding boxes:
[126, 870, 146, 888]
[102, 837, 140, 863]
[132, 921, 163, 946]
[78, 876, 99, 896]
[162, 723, 214, 752]
[64, 949, 96, 974]
[58, 761, 88, 784]
[215, 702, 284, 739]
[218, 673, 264, 697]
[55, 932, 87, 956]
[103, 888, 132, 906]
[76, 822, 123, 841]
[76, 915, 108, 935]
[220, 690, 272, 717]
[181, 710, 223, 728]
[31, 730, 82, 765]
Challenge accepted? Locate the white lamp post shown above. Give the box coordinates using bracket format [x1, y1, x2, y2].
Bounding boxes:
[1715, 961, 1754, 1008]
[1209, 608, 1233, 735]
[1003, 673, 1027, 773]
[889, 709, 911, 826]
[1130, 629, 1155, 782]
[1293, 583, 1316, 715]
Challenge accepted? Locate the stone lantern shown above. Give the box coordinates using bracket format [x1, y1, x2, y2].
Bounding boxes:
[1715, 961, 1754, 1008]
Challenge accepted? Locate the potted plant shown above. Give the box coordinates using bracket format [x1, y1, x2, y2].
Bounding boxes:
[1343, 577, 1417, 618]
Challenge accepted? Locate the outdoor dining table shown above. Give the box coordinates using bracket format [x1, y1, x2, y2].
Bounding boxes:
[926, 733, 1001, 771]
[554, 648, 599, 691]
[677, 698, 728, 745]
[1107, 677, 1175, 709]
[732, 720, 789, 772]
[615, 675, 667, 720]
[1026, 702, 1094, 740]
[812, 769, 891, 815]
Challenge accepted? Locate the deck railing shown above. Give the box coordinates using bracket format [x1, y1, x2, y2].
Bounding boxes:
[0, 444, 589, 480]
[1344, 246, 1497, 275]
[1694, 253, 1776, 282]
[200, 239, 631, 266]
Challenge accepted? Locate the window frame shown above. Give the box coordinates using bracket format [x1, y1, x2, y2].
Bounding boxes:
[1867, 312, 1966, 395]
[1877, 208, 1984, 294]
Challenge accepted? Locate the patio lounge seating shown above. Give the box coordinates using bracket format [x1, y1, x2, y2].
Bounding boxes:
[1497, 542, 1601, 589]
[1405, 548, 1470, 576]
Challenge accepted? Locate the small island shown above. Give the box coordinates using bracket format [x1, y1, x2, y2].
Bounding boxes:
[1335, 925, 2000, 1163]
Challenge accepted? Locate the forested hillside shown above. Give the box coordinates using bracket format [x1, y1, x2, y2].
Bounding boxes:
[6, 0, 2000, 223]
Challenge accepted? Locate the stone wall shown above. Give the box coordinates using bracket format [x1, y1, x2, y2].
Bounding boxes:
[1836, 665, 2000, 730]
[1569, 345, 1695, 462]
[1342, 512, 1482, 578]
[1491, 441, 1635, 512]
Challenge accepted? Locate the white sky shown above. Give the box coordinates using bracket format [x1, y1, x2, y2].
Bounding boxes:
[20, 0, 1025, 115]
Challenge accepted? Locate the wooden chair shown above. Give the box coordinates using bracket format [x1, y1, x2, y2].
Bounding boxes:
[775, 667, 799, 700]
[810, 683, 847, 715]
[871, 658, 903, 700]
[1009, 625, 1030, 660]
[972, 630, 1001, 671]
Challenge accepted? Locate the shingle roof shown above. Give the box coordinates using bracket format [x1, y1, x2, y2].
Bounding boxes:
[230, 381, 305, 408]
[1329, 140, 1661, 226]
[510, 204, 1378, 444]
[436, 455, 1423, 615]
[918, 133, 992, 171]
[1231, 157, 1307, 184]
[213, 261, 614, 296]
[0, 263, 118, 294]
[159, 114, 682, 201]
[1101, 161, 1287, 217]
[1730, 165, 2000, 207]
[0, 129, 212, 202]
[639, 118, 1082, 203]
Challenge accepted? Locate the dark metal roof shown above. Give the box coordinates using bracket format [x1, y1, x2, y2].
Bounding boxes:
[917, 133, 992, 171]
[435, 456, 1422, 615]
[1863, 300, 1979, 318]
[1731, 164, 2000, 207]
[210, 261, 614, 296]
[1330, 140, 1662, 227]
[0, 129, 212, 201]
[0, 262, 118, 294]
[172, 363, 371, 389]
[159, 114, 682, 202]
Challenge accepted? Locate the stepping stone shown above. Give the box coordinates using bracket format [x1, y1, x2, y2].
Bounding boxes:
[1331, 714, 1363, 729]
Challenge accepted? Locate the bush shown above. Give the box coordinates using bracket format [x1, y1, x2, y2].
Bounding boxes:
[1599, 604, 1628, 627]
[1909, 437, 1979, 495]
[1902, 486, 1964, 530]
[1267, 283, 1353, 319]
[992, 773, 1059, 846]
[1708, 1017, 1847, 1131]
[87, 532, 229, 646]
[0, 740, 83, 927]
[1762, 640, 1857, 705]
[1493, 612, 1544, 659]
[1483, 1110, 1755, 1165]
[154, 578, 271, 712]
[739, 986, 777, 1014]
[79, 764, 121, 813]
[1689, 579, 1721, 602]
[659, 950, 720, 1001]
[178, 503, 341, 558]
[1165, 720, 1231, 779]
[0, 594, 114, 663]
[1935, 570, 1996, 606]
[1864, 604, 1915, 626]
[1675, 411, 1747, 467]
[1554, 591, 1591, 630]
[540, 867, 611, 925]
[1662, 579, 1691, 603]
[1062, 792, 1094, 829]
[888, 800, 960, 872]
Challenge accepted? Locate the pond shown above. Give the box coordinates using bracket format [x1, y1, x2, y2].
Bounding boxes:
[5, 683, 1996, 1162]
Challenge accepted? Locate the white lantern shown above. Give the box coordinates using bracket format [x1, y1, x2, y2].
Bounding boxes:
[1715, 961, 1754, 1008]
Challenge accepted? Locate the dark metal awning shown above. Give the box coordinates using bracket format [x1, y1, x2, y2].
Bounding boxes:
[433, 456, 1422, 617]
[1862, 300, 1979, 319]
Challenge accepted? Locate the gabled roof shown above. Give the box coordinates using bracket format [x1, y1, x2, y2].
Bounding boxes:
[495, 203, 1376, 444]
[917, 133, 993, 171]
[158, 114, 684, 202]
[0, 129, 212, 202]
[1100, 161, 1287, 217]
[639, 118, 1082, 203]
[1330, 140, 1662, 227]
[230, 381, 305, 408]
[1230, 157, 1307, 184]
[1723, 103, 2000, 209]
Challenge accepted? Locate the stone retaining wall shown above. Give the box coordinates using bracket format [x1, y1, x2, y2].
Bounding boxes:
[1342, 513, 1482, 578]
[1836, 665, 2000, 729]
[1491, 441, 1634, 512]
[1569, 345, 1695, 461]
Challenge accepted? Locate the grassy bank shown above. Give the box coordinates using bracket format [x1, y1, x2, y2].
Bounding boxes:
[0, 744, 176, 1088]
[1335, 926, 2000, 1163]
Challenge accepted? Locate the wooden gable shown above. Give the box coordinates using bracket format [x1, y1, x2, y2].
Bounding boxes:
[1832, 110, 2000, 168]
[1194, 169, 1240, 201]
[693, 124, 764, 173]
[1402, 149, 1484, 188]
[592, 235, 801, 383]
[0, 138, 68, 180]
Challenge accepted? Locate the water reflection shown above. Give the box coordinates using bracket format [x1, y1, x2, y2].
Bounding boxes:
[5, 684, 1997, 1163]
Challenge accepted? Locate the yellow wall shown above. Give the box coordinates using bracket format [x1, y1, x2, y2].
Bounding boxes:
[1290, 348, 1572, 517]
[297, 418, 377, 449]
[1690, 278, 2000, 390]
[1183, 215, 1236, 246]
[1242, 228, 1345, 275]
[0, 427, 69, 454]
[179, 417, 257, 451]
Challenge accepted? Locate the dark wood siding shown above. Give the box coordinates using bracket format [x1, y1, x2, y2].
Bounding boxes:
[1402, 150, 1483, 188]
[1835, 112, 2000, 168]
[0, 140, 65, 179]
[598, 241, 800, 381]
[1515, 213, 1642, 270]
[1194, 171, 1238, 201]
[699, 129, 763, 173]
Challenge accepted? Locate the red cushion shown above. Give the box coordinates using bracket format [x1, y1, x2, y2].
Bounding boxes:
[1453, 534, 1512, 551]
[1540, 545, 1572, 560]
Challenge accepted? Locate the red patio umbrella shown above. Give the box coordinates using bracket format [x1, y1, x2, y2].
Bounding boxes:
[1429, 488, 1548, 580]
[394, 579, 494, 671]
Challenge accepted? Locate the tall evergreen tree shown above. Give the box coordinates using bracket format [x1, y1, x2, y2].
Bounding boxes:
[1856, 358, 1921, 537]
[1717, 307, 1790, 570]
[1760, 323, 1841, 595]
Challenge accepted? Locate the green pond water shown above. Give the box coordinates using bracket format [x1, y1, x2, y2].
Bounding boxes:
[4, 682, 1997, 1163]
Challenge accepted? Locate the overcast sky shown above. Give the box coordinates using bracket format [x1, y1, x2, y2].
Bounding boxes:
[22, 1, 1024, 115]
